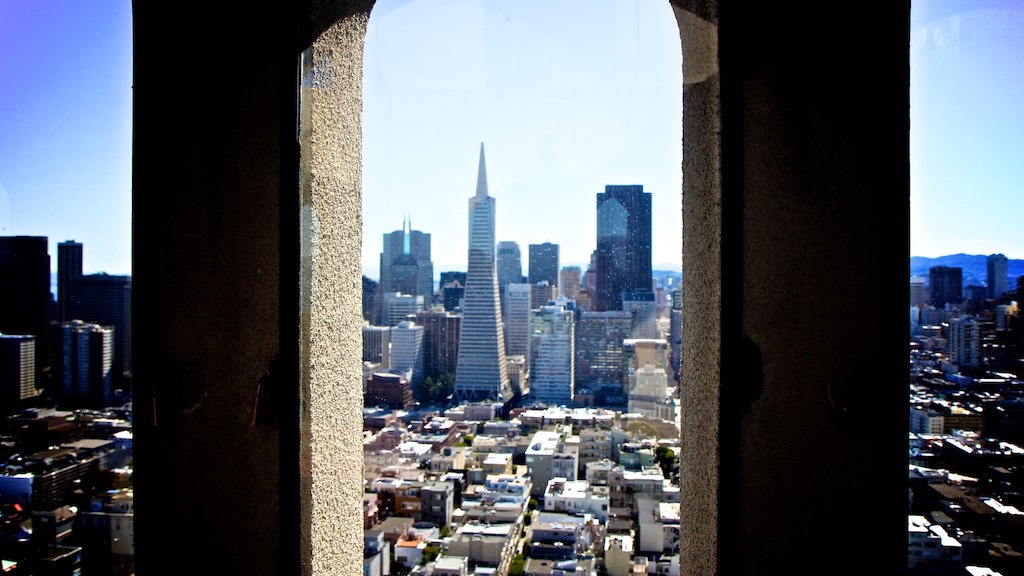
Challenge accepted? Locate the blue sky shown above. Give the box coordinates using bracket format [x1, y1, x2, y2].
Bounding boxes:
[2, 1, 1023, 278]
[0, 0, 133, 275]
[911, 0, 1024, 259]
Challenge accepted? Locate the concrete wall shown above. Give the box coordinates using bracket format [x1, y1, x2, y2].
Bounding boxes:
[133, 1, 908, 575]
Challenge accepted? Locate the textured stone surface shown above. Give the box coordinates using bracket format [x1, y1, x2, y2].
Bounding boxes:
[674, 3, 722, 576]
[303, 13, 370, 576]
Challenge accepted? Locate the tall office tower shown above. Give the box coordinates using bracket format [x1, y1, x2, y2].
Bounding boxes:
[380, 217, 433, 299]
[529, 242, 560, 288]
[381, 292, 424, 327]
[0, 236, 51, 383]
[504, 283, 533, 360]
[910, 277, 927, 309]
[949, 316, 980, 370]
[67, 272, 132, 384]
[362, 324, 391, 365]
[575, 311, 632, 399]
[669, 289, 682, 383]
[559, 266, 581, 300]
[929, 266, 963, 309]
[0, 335, 37, 408]
[389, 320, 425, 386]
[594, 185, 652, 311]
[529, 305, 575, 406]
[454, 144, 511, 402]
[497, 241, 524, 315]
[988, 253, 1009, 300]
[57, 241, 83, 322]
[531, 281, 556, 310]
[58, 320, 114, 407]
[622, 291, 658, 339]
[416, 309, 461, 379]
[584, 251, 598, 293]
[362, 276, 381, 323]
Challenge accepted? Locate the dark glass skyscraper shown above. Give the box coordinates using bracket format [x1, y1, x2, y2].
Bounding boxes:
[988, 253, 1009, 300]
[67, 273, 132, 385]
[594, 185, 652, 311]
[929, 265, 963, 309]
[528, 242, 559, 287]
[58, 240, 83, 322]
[0, 236, 52, 382]
[454, 144, 511, 402]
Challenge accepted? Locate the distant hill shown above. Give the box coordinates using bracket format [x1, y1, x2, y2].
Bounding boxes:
[910, 254, 1024, 288]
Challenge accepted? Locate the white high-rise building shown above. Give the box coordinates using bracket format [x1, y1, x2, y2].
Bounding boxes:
[390, 321, 424, 386]
[382, 292, 424, 327]
[454, 144, 511, 402]
[949, 316, 980, 370]
[529, 304, 575, 406]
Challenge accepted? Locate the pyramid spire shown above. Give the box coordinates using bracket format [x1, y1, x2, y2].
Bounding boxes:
[476, 142, 488, 199]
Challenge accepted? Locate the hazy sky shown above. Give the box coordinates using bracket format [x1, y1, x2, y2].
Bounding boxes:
[2, 1, 1024, 277]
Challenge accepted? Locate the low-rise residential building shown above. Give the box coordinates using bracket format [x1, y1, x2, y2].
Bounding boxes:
[446, 523, 518, 572]
[530, 513, 594, 561]
[420, 481, 455, 528]
[637, 499, 680, 554]
[605, 534, 634, 576]
[908, 515, 964, 574]
[482, 452, 514, 475]
[543, 478, 609, 521]
[430, 555, 469, 576]
[526, 429, 580, 497]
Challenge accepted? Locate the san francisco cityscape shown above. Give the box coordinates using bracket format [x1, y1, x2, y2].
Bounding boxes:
[2, 0, 1024, 575]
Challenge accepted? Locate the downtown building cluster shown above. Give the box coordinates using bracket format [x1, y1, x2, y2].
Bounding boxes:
[0, 238, 134, 574]
[908, 254, 1024, 575]
[360, 145, 682, 576]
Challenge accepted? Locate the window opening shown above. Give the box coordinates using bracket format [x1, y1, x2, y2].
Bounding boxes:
[0, 2, 134, 574]
[909, 2, 1024, 574]
[359, 1, 682, 573]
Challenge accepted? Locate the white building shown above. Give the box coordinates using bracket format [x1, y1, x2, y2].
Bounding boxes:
[542, 478, 609, 521]
[526, 429, 579, 497]
[948, 316, 980, 370]
[530, 305, 575, 406]
[637, 499, 680, 554]
[390, 320, 425, 386]
[382, 292, 424, 327]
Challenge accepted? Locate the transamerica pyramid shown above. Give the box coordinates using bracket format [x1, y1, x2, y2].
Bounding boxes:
[454, 143, 512, 402]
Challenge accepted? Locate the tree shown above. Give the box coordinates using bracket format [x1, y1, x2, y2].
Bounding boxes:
[508, 554, 526, 576]
[421, 544, 440, 565]
[655, 446, 676, 478]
